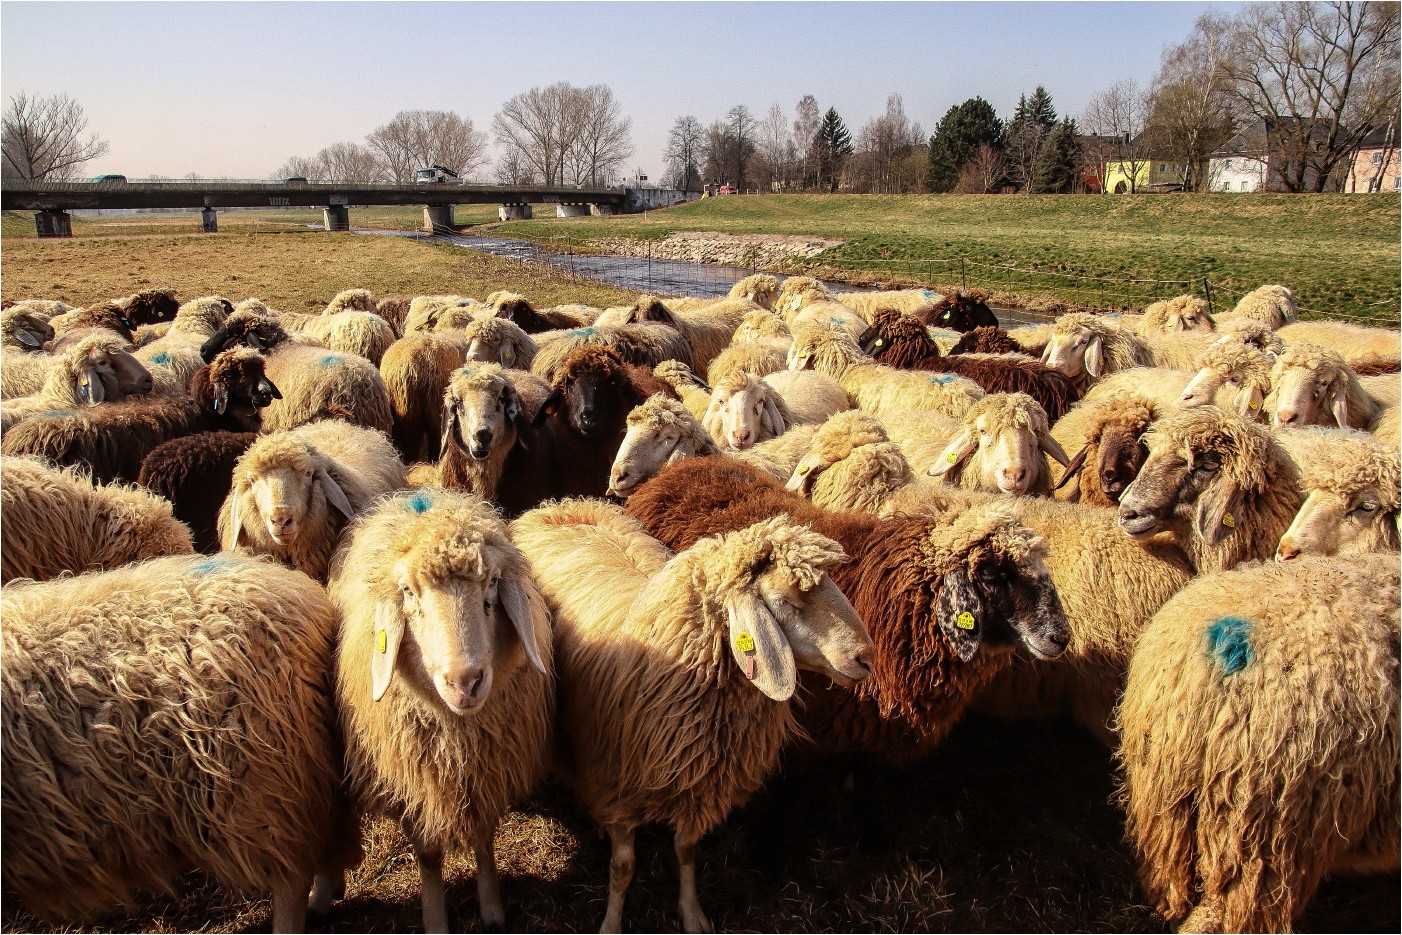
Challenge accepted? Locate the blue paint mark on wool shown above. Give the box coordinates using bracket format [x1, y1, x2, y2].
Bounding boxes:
[929, 374, 956, 385]
[191, 557, 237, 577]
[922, 289, 936, 298]
[407, 489, 434, 514]
[320, 354, 340, 367]
[39, 409, 73, 418]
[150, 352, 171, 365]
[1206, 616, 1253, 675]
[572, 327, 599, 337]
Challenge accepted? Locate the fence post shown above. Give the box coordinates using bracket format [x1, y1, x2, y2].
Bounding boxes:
[960, 257, 967, 293]
[1201, 277, 1213, 316]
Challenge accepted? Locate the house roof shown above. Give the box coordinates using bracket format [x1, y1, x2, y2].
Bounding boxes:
[1356, 123, 1400, 151]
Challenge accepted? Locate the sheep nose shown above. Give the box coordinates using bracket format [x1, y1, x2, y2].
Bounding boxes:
[1276, 408, 1298, 425]
[1276, 541, 1301, 563]
[613, 468, 631, 487]
[445, 666, 489, 708]
[731, 429, 752, 447]
[853, 652, 873, 676]
[473, 427, 492, 445]
[1101, 467, 1123, 494]
[269, 508, 294, 529]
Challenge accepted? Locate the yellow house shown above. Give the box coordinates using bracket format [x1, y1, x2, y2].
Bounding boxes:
[1104, 159, 1192, 193]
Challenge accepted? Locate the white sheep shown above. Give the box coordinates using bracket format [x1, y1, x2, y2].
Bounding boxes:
[701, 369, 847, 450]
[329, 487, 554, 932]
[1272, 426, 1400, 561]
[511, 498, 872, 933]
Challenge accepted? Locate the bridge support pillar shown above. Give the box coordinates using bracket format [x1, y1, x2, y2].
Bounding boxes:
[201, 208, 218, 233]
[590, 204, 615, 217]
[35, 209, 72, 238]
[556, 203, 589, 218]
[423, 204, 455, 233]
[323, 205, 350, 231]
[498, 203, 532, 221]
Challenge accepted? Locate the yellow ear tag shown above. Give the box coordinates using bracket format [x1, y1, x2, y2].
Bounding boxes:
[79, 375, 89, 386]
[874, 339, 884, 347]
[735, 632, 756, 653]
[1222, 513, 1236, 528]
[1164, 323, 1174, 331]
[946, 452, 959, 463]
[956, 611, 975, 630]
[377, 628, 388, 653]
[797, 464, 810, 474]
[1249, 400, 1260, 411]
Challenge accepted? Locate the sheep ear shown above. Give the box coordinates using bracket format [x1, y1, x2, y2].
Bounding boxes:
[1053, 445, 1089, 492]
[1239, 385, 1264, 418]
[701, 396, 724, 441]
[317, 466, 355, 519]
[761, 395, 788, 438]
[534, 389, 563, 426]
[500, 345, 516, 368]
[726, 591, 796, 702]
[1039, 430, 1071, 467]
[937, 566, 984, 662]
[504, 389, 530, 449]
[1085, 337, 1104, 377]
[1194, 477, 1242, 546]
[928, 429, 977, 478]
[263, 378, 282, 400]
[79, 366, 105, 405]
[222, 489, 244, 552]
[248, 332, 269, 352]
[371, 603, 405, 702]
[499, 577, 547, 675]
[212, 382, 229, 414]
[786, 452, 823, 494]
[1039, 342, 1054, 367]
[16, 328, 41, 348]
[1328, 382, 1350, 428]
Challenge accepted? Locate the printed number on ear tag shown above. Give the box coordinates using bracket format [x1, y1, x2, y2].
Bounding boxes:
[377, 628, 388, 653]
[955, 611, 975, 630]
[735, 632, 755, 653]
[1222, 513, 1236, 528]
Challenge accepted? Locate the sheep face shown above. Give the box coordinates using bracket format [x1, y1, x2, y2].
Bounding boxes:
[232, 450, 353, 548]
[1276, 487, 1399, 562]
[965, 551, 1069, 661]
[1270, 359, 1348, 428]
[5, 312, 54, 349]
[540, 358, 643, 440]
[85, 347, 154, 402]
[1041, 328, 1100, 379]
[705, 377, 785, 450]
[442, 372, 524, 462]
[610, 418, 681, 497]
[465, 334, 516, 368]
[1180, 365, 1263, 417]
[1168, 307, 1214, 333]
[928, 394, 1068, 496]
[750, 570, 874, 691]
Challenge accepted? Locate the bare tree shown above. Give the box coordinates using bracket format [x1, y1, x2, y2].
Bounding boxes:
[793, 95, 822, 190]
[493, 147, 539, 185]
[701, 119, 731, 185]
[3, 91, 109, 180]
[854, 93, 925, 193]
[273, 155, 321, 180]
[1149, 12, 1241, 191]
[753, 103, 792, 191]
[316, 142, 384, 182]
[727, 105, 756, 191]
[952, 143, 1008, 193]
[562, 84, 633, 186]
[664, 115, 704, 190]
[1221, 0, 1400, 192]
[366, 110, 488, 182]
[1083, 79, 1153, 192]
[494, 82, 633, 187]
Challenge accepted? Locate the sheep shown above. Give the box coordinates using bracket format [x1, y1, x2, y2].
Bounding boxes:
[1221, 283, 1298, 330]
[437, 363, 556, 518]
[530, 322, 693, 383]
[395, 294, 470, 333]
[1178, 339, 1275, 417]
[1, 553, 358, 932]
[375, 294, 414, 335]
[859, 309, 1078, 422]
[782, 422, 1194, 746]
[329, 487, 553, 932]
[1266, 340, 1395, 430]
[2, 347, 279, 485]
[705, 341, 787, 386]
[1051, 395, 1162, 506]
[623, 456, 1069, 767]
[653, 359, 714, 420]
[1271, 427, 1400, 561]
[113, 286, 181, 326]
[924, 392, 1071, 496]
[912, 290, 996, 331]
[200, 311, 395, 434]
[0, 455, 193, 582]
[773, 275, 835, 321]
[137, 430, 257, 553]
[488, 289, 589, 332]
[728, 272, 781, 308]
[462, 314, 538, 370]
[135, 295, 234, 397]
[1116, 552, 1399, 933]
[236, 294, 397, 365]
[1117, 406, 1303, 574]
[731, 307, 792, 344]
[323, 287, 376, 315]
[701, 369, 849, 451]
[46, 301, 136, 351]
[1039, 313, 1154, 393]
[1278, 318, 1401, 370]
[1, 334, 153, 434]
[596, 294, 748, 374]
[512, 498, 872, 932]
[949, 325, 1026, 357]
[789, 324, 985, 420]
[1, 305, 55, 353]
[1137, 295, 1214, 335]
[380, 331, 472, 461]
[218, 420, 405, 581]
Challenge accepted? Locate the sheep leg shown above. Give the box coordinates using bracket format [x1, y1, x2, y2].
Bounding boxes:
[269, 874, 311, 934]
[600, 821, 635, 934]
[307, 871, 344, 916]
[675, 828, 713, 934]
[412, 842, 449, 934]
[474, 840, 506, 933]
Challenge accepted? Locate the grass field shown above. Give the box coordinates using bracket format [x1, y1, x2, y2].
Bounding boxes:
[493, 193, 1402, 324]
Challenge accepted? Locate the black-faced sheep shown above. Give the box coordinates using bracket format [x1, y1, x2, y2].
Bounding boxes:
[1051, 395, 1162, 506]
[949, 324, 1034, 357]
[200, 310, 395, 433]
[218, 420, 405, 582]
[512, 498, 871, 932]
[1273, 426, 1400, 561]
[114, 287, 181, 326]
[2, 553, 359, 932]
[859, 309, 1078, 422]
[913, 290, 996, 331]
[330, 487, 553, 932]
[1117, 406, 1303, 574]
[0, 455, 193, 582]
[2, 347, 277, 485]
[1117, 552, 1399, 933]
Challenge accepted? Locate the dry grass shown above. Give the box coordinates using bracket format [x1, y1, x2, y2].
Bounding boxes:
[2, 716, 1394, 933]
[0, 226, 639, 312]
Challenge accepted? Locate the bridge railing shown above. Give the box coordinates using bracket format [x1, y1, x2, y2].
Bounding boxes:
[2, 178, 625, 195]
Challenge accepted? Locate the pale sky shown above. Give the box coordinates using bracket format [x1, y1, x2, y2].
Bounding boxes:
[2, 1, 1242, 181]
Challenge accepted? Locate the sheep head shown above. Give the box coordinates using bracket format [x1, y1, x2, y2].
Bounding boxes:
[1268, 342, 1360, 428]
[786, 410, 892, 495]
[440, 364, 529, 463]
[226, 433, 354, 550]
[1276, 429, 1400, 562]
[2, 308, 54, 350]
[366, 489, 547, 713]
[711, 516, 873, 700]
[463, 316, 534, 370]
[729, 274, 780, 309]
[1143, 295, 1214, 334]
[609, 395, 716, 497]
[787, 324, 865, 376]
[925, 291, 997, 332]
[1055, 397, 1157, 505]
[197, 347, 281, 432]
[54, 334, 153, 405]
[733, 309, 791, 343]
[774, 276, 829, 322]
[927, 393, 1068, 496]
[703, 372, 788, 450]
[1180, 340, 1272, 418]
[858, 309, 938, 367]
[116, 288, 180, 325]
[1041, 313, 1110, 379]
[537, 346, 645, 440]
[948, 325, 1020, 356]
[200, 310, 290, 362]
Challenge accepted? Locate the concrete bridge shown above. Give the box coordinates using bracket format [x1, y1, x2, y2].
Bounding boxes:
[1, 179, 694, 237]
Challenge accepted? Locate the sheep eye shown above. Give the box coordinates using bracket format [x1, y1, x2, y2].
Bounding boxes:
[1354, 501, 1379, 514]
[1196, 455, 1221, 474]
[1227, 376, 1240, 386]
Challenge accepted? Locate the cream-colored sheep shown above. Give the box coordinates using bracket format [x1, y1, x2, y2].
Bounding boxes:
[1278, 318, 1401, 370]
[1137, 295, 1215, 335]
[1, 334, 153, 434]
[1220, 283, 1297, 330]
[1272, 426, 1400, 560]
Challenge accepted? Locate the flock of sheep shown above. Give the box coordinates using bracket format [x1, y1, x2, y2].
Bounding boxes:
[0, 274, 1398, 934]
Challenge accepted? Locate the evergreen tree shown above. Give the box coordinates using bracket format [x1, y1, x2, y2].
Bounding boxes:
[926, 96, 1005, 192]
[1007, 86, 1060, 191]
[814, 107, 853, 192]
[1032, 119, 1083, 194]
[1013, 86, 1058, 131]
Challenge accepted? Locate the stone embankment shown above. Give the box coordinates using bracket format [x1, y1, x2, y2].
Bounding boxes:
[585, 232, 842, 269]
